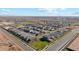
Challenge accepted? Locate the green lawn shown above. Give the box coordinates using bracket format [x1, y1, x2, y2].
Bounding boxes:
[71, 23, 79, 26]
[30, 41, 49, 50]
[29, 30, 71, 51]
[15, 24, 23, 28]
[25, 21, 33, 24]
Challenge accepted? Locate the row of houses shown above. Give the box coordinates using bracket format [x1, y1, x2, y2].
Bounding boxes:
[40, 28, 70, 42]
[8, 28, 34, 43]
[18, 23, 59, 36]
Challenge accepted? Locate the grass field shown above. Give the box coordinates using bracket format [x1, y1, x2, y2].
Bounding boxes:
[29, 40, 49, 51]
[29, 30, 71, 51]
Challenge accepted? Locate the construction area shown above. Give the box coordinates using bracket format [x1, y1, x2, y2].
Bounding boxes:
[0, 27, 25, 51]
[67, 34, 79, 51]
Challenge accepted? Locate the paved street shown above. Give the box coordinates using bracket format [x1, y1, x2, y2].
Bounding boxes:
[43, 29, 79, 51]
[0, 27, 79, 51]
[0, 27, 34, 51]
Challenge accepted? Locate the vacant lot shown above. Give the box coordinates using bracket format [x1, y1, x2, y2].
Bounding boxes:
[0, 29, 24, 51]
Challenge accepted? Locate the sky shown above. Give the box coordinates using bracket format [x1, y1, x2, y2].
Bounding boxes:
[0, 8, 79, 16]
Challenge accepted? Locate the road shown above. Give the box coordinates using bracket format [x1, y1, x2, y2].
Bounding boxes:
[1, 27, 79, 51]
[43, 29, 79, 51]
[0, 27, 34, 51]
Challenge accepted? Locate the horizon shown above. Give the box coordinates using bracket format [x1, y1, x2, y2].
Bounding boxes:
[0, 8, 79, 16]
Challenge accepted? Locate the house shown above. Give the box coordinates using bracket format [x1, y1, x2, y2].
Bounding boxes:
[8, 28, 33, 42]
[40, 35, 50, 42]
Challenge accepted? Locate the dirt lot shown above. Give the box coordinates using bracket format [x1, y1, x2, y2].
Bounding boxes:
[65, 26, 79, 30]
[67, 34, 79, 51]
[0, 31, 24, 51]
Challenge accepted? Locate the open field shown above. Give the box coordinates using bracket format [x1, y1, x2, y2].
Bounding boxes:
[0, 28, 23, 51]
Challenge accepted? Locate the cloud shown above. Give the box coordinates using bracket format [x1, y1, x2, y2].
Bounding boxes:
[38, 8, 57, 13]
[39, 8, 79, 16]
[0, 9, 15, 16]
[1, 9, 11, 12]
[72, 12, 79, 15]
[37, 8, 67, 16]
[65, 11, 79, 16]
[0, 9, 14, 16]
[38, 8, 66, 12]
[0, 12, 9, 16]
[37, 8, 58, 16]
